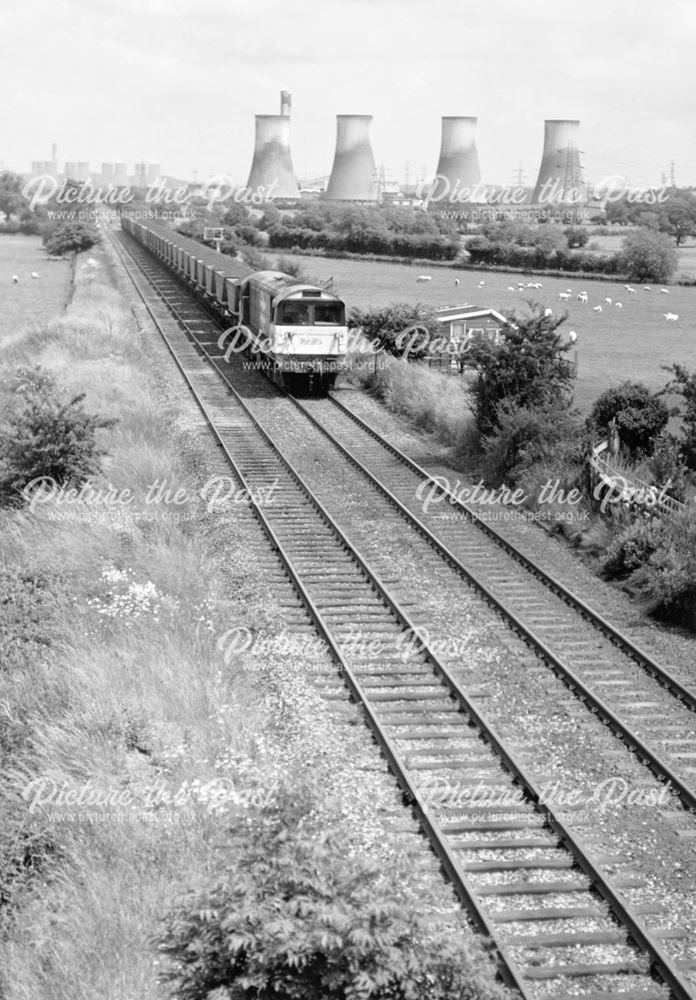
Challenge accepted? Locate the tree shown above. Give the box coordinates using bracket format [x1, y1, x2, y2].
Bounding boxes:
[466, 304, 576, 434]
[588, 380, 670, 455]
[619, 228, 677, 282]
[348, 302, 441, 360]
[564, 225, 589, 248]
[657, 189, 696, 246]
[157, 782, 505, 1000]
[0, 171, 25, 222]
[42, 221, 100, 255]
[661, 363, 696, 467]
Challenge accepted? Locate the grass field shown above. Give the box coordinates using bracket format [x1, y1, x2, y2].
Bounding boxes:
[282, 251, 696, 412]
[0, 235, 73, 339]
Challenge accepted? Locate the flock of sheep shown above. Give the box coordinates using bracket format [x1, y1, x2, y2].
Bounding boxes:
[11, 272, 40, 282]
[415, 273, 680, 322]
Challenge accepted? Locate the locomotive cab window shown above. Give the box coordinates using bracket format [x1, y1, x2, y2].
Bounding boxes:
[312, 302, 344, 325]
[276, 302, 311, 325]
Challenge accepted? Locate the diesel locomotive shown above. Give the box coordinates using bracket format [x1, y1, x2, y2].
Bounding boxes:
[121, 216, 348, 392]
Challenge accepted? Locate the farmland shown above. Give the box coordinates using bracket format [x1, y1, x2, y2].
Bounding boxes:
[282, 250, 696, 412]
[0, 236, 73, 340]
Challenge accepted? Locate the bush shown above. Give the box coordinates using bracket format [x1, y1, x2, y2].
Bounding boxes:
[0, 366, 115, 507]
[349, 302, 441, 360]
[619, 228, 677, 283]
[628, 508, 696, 623]
[157, 781, 505, 1000]
[467, 304, 576, 435]
[480, 400, 582, 487]
[661, 363, 696, 468]
[564, 226, 589, 248]
[42, 221, 100, 255]
[588, 381, 670, 456]
[600, 517, 669, 578]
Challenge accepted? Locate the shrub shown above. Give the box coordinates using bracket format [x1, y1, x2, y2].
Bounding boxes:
[0, 366, 115, 507]
[467, 303, 576, 435]
[588, 381, 670, 456]
[628, 508, 696, 623]
[661, 363, 696, 468]
[480, 400, 582, 487]
[600, 516, 669, 578]
[157, 781, 505, 1000]
[348, 302, 441, 360]
[42, 221, 100, 255]
[564, 226, 589, 248]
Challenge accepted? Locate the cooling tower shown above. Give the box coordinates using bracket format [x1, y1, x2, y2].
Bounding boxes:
[31, 161, 44, 176]
[147, 163, 161, 184]
[246, 115, 299, 199]
[102, 162, 114, 183]
[531, 120, 582, 203]
[435, 117, 481, 190]
[325, 115, 378, 201]
[77, 161, 90, 182]
[114, 162, 129, 186]
[280, 90, 291, 117]
[64, 161, 78, 180]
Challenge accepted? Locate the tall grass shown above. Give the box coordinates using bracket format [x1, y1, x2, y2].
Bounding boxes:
[349, 352, 480, 457]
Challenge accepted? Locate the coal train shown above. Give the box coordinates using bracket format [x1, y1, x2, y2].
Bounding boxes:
[122, 217, 349, 392]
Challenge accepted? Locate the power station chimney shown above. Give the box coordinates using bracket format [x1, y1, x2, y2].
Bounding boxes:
[435, 117, 481, 191]
[246, 114, 300, 199]
[325, 115, 378, 201]
[531, 119, 583, 203]
[280, 90, 291, 117]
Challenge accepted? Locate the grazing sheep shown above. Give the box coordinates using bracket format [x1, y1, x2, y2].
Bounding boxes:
[568, 330, 577, 344]
[577, 292, 588, 303]
[12, 274, 19, 283]
[416, 275, 432, 283]
[615, 302, 623, 308]
[660, 288, 669, 294]
[644, 285, 652, 291]
[604, 297, 612, 304]
[558, 291, 571, 301]
[593, 305, 603, 312]
[454, 278, 460, 286]
[31, 271, 39, 279]
[664, 312, 679, 321]
[625, 285, 636, 293]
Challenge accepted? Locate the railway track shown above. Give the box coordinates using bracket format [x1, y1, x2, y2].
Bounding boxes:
[110, 224, 696, 999]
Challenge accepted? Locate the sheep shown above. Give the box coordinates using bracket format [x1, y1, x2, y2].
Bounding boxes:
[454, 278, 460, 286]
[507, 285, 516, 291]
[664, 312, 679, 321]
[577, 292, 588, 303]
[604, 297, 612, 305]
[643, 285, 652, 291]
[558, 291, 571, 301]
[12, 274, 19, 283]
[625, 285, 636, 293]
[593, 305, 603, 312]
[660, 288, 669, 294]
[477, 280, 486, 287]
[31, 271, 39, 279]
[615, 302, 623, 308]
[416, 275, 432, 283]
[544, 307, 553, 316]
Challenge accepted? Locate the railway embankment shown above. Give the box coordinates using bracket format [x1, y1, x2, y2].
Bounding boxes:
[0, 238, 506, 999]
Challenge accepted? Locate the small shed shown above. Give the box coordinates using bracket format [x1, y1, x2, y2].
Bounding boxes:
[435, 303, 507, 347]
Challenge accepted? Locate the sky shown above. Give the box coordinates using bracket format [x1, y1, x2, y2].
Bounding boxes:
[3, 0, 696, 189]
